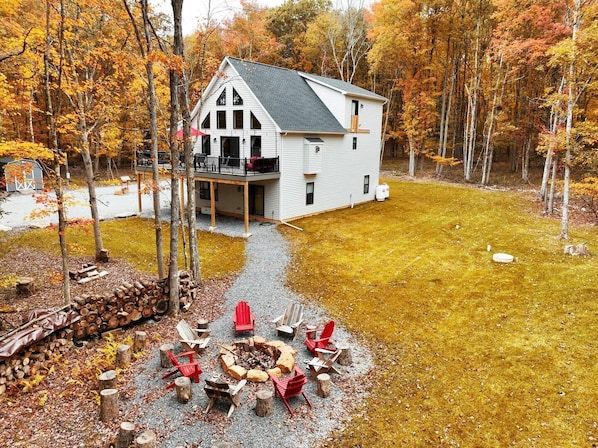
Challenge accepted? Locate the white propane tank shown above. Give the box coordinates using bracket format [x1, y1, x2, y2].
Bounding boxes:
[375, 183, 389, 201]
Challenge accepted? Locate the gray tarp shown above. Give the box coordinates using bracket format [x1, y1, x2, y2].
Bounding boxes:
[0, 308, 80, 360]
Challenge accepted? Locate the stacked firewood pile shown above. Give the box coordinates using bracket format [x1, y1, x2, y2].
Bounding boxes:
[0, 328, 73, 395]
[0, 271, 198, 395]
[164, 271, 198, 312]
[70, 272, 198, 339]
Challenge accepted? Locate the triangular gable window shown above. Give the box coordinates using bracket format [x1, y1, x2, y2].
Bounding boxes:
[201, 113, 210, 129]
[216, 89, 226, 106]
[250, 112, 261, 129]
[233, 88, 243, 105]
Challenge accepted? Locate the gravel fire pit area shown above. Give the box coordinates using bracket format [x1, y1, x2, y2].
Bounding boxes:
[219, 336, 296, 383]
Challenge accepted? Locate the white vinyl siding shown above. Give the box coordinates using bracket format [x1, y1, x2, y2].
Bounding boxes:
[193, 64, 279, 160]
[279, 133, 379, 221]
[191, 58, 385, 223]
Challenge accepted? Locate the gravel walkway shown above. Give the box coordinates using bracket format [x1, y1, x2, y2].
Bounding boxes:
[125, 217, 372, 448]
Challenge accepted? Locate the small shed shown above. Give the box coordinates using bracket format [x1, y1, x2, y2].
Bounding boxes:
[1, 158, 44, 192]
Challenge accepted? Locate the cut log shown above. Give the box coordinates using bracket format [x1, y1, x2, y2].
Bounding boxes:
[99, 388, 118, 422]
[141, 306, 153, 318]
[107, 315, 120, 329]
[133, 331, 147, 352]
[78, 270, 109, 284]
[98, 370, 117, 391]
[16, 277, 35, 297]
[159, 344, 175, 368]
[117, 312, 130, 327]
[255, 389, 273, 417]
[97, 248, 110, 262]
[175, 376, 192, 403]
[86, 323, 99, 336]
[135, 430, 156, 448]
[117, 421, 136, 448]
[116, 345, 131, 368]
[123, 302, 135, 314]
[129, 309, 142, 322]
[155, 299, 168, 314]
[337, 346, 353, 366]
[316, 373, 331, 398]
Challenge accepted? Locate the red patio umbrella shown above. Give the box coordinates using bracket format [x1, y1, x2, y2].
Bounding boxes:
[176, 127, 205, 138]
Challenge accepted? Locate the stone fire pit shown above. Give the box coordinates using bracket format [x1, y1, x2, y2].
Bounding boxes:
[219, 336, 296, 383]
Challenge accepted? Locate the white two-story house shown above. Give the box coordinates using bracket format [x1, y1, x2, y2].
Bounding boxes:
[187, 57, 387, 235]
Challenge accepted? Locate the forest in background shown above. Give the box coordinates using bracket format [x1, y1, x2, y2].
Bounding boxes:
[0, 0, 597, 233]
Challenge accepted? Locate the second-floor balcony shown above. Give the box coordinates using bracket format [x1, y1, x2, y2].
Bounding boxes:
[135, 151, 280, 180]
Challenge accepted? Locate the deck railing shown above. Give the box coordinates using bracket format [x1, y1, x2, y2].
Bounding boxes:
[136, 153, 280, 176]
[192, 155, 279, 176]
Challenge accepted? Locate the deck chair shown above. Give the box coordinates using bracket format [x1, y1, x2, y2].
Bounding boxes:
[194, 153, 207, 169]
[272, 303, 304, 339]
[233, 301, 255, 335]
[270, 366, 312, 416]
[176, 319, 211, 353]
[204, 378, 247, 417]
[162, 351, 202, 390]
[306, 348, 341, 379]
[304, 320, 335, 355]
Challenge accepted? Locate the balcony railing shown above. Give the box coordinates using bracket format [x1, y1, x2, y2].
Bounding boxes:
[194, 155, 279, 176]
[136, 152, 279, 177]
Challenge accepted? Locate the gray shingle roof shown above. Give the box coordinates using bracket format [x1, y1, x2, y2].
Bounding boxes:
[226, 57, 348, 134]
[300, 72, 388, 102]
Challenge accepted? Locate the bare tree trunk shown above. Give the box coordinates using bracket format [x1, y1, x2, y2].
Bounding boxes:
[540, 77, 565, 200]
[175, 0, 200, 282]
[167, 0, 184, 316]
[548, 155, 558, 214]
[437, 61, 455, 176]
[140, 0, 165, 279]
[463, 16, 482, 182]
[44, 0, 70, 305]
[481, 55, 506, 185]
[561, 0, 581, 240]
[379, 77, 396, 167]
[28, 88, 35, 143]
[93, 150, 100, 176]
[76, 99, 104, 260]
[521, 137, 530, 183]
[408, 138, 416, 177]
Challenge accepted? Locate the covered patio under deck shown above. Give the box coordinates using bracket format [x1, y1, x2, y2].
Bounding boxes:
[134, 157, 280, 237]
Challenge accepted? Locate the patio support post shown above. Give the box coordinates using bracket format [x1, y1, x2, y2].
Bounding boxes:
[179, 178, 185, 216]
[209, 181, 216, 230]
[137, 174, 142, 213]
[243, 181, 250, 238]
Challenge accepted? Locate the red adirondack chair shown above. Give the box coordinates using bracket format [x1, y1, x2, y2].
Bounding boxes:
[270, 366, 312, 416]
[304, 320, 335, 354]
[162, 351, 203, 390]
[233, 301, 255, 335]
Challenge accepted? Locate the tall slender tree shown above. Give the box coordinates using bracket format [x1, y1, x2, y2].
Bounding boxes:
[124, 0, 166, 279]
[167, 0, 184, 315]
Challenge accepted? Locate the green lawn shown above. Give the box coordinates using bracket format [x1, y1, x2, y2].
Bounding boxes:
[1, 178, 595, 446]
[280, 178, 598, 447]
[0, 217, 245, 280]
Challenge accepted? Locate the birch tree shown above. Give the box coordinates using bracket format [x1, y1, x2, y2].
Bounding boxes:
[546, 0, 598, 238]
[369, 0, 442, 177]
[167, 0, 184, 315]
[303, 0, 371, 82]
